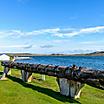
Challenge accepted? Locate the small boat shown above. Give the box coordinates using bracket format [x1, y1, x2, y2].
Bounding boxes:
[15, 56, 31, 60]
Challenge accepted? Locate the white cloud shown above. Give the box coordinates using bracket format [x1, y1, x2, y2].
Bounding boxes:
[80, 26, 104, 33]
[40, 45, 54, 48]
[26, 28, 60, 36]
[80, 41, 97, 45]
[0, 30, 24, 38]
[0, 26, 104, 38]
[80, 40, 104, 45]
[0, 44, 33, 49]
[54, 26, 104, 37]
[0, 28, 61, 38]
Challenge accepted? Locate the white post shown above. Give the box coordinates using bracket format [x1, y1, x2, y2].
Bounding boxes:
[41, 75, 46, 81]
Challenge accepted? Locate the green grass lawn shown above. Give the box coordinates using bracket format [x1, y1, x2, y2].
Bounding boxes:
[0, 65, 104, 104]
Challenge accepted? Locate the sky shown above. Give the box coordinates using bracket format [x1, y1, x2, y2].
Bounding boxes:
[0, 0, 104, 54]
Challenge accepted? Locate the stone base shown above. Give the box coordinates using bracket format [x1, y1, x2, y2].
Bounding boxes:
[21, 70, 32, 82]
[7, 69, 11, 75]
[26, 72, 32, 82]
[0, 77, 8, 80]
[57, 78, 84, 99]
[0, 67, 11, 80]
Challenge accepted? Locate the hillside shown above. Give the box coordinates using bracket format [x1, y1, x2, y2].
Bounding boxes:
[86, 51, 104, 56]
[1, 51, 104, 57]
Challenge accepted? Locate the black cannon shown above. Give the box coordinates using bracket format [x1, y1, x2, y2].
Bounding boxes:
[1, 61, 104, 90]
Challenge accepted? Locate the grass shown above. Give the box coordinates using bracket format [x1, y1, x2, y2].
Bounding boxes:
[0, 65, 104, 104]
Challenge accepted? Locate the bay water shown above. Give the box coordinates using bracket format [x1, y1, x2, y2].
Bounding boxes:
[16, 56, 104, 70]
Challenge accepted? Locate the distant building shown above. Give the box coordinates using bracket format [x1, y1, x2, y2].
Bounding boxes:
[0, 54, 10, 61]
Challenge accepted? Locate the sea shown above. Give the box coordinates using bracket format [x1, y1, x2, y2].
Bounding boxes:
[16, 56, 104, 70]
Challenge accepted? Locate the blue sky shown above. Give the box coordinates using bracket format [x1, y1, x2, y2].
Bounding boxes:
[0, 0, 104, 54]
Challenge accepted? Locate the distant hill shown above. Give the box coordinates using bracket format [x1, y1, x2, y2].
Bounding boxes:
[71, 51, 104, 56]
[0, 51, 104, 56]
[0, 53, 49, 57]
[86, 51, 104, 56]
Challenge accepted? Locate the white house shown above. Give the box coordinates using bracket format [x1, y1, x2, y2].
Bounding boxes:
[0, 54, 10, 61]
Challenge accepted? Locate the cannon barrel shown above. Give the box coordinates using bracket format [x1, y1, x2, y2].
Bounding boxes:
[1, 61, 104, 90]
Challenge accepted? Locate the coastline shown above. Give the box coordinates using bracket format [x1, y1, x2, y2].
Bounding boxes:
[0, 53, 104, 57]
[1, 51, 104, 57]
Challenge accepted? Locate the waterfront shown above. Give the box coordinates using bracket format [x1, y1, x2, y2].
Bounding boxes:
[16, 56, 104, 70]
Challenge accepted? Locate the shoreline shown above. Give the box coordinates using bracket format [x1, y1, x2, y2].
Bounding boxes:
[1, 52, 104, 57]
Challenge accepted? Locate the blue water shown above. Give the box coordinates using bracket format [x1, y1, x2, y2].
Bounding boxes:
[16, 56, 104, 70]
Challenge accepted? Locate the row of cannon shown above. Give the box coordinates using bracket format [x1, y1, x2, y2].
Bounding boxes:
[1, 61, 104, 90]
